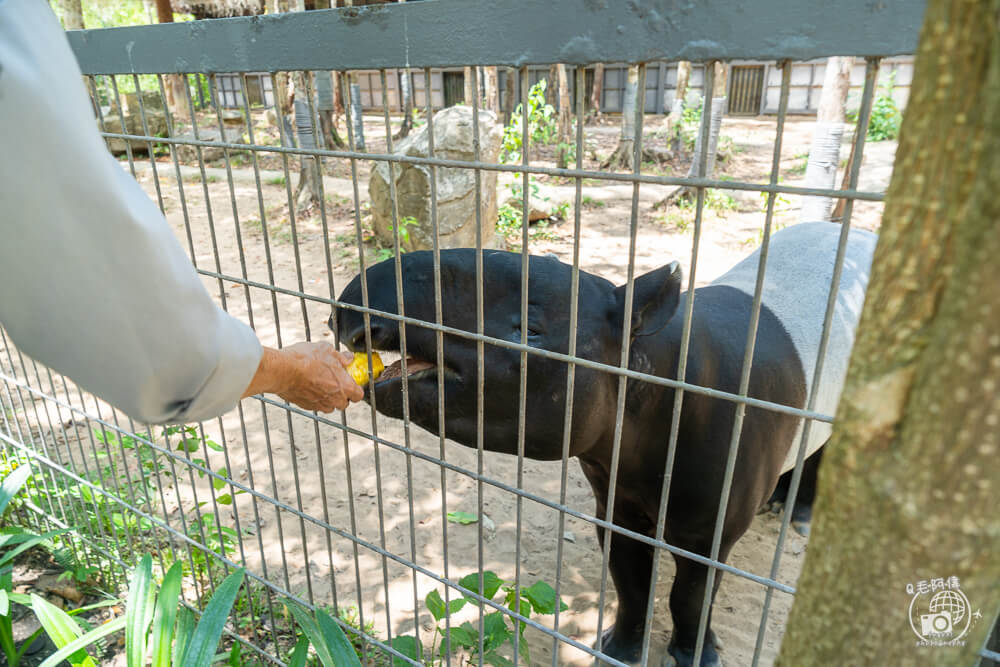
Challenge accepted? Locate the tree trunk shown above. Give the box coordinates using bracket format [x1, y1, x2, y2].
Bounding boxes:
[830, 134, 858, 222]
[60, 0, 84, 29]
[484, 67, 500, 114]
[778, 1, 1000, 663]
[686, 62, 727, 178]
[394, 69, 414, 140]
[349, 77, 366, 151]
[292, 73, 322, 211]
[502, 68, 515, 125]
[464, 67, 475, 106]
[547, 64, 559, 107]
[556, 64, 572, 169]
[589, 63, 604, 120]
[154, 0, 190, 123]
[600, 63, 639, 170]
[665, 61, 692, 152]
[800, 56, 853, 222]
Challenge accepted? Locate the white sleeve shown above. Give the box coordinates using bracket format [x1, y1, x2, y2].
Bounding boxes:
[0, 0, 262, 424]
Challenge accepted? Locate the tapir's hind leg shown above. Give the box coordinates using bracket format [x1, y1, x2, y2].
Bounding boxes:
[665, 547, 726, 667]
[762, 445, 824, 536]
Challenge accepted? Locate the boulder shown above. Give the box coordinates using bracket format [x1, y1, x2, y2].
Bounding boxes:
[369, 105, 503, 252]
[173, 126, 246, 163]
[101, 108, 168, 156]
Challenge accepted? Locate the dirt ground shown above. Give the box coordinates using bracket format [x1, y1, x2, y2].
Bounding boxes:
[27, 113, 893, 666]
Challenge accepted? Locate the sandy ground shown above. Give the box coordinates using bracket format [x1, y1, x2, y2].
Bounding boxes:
[4, 115, 894, 666]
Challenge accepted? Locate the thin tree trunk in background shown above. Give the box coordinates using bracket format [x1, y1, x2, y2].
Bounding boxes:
[547, 64, 559, 107]
[464, 67, 475, 106]
[484, 67, 499, 114]
[288, 0, 321, 210]
[830, 136, 858, 222]
[685, 62, 727, 179]
[502, 67, 515, 125]
[801, 56, 853, 222]
[556, 64, 572, 169]
[349, 78, 366, 151]
[589, 63, 604, 119]
[600, 63, 639, 170]
[155, 0, 189, 122]
[394, 68, 414, 140]
[60, 0, 84, 29]
[666, 60, 691, 152]
[778, 0, 1000, 662]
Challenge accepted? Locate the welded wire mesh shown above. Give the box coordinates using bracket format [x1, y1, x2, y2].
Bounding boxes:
[1, 3, 995, 666]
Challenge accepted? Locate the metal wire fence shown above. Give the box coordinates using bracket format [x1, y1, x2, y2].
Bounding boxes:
[2, 1, 997, 665]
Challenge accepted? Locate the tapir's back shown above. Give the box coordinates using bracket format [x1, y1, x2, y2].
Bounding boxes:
[710, 222, 877, 472]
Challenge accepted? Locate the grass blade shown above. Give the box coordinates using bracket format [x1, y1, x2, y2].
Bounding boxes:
[282, 601, 334, 667]
[316, 609, 362, 667]
[172, 607, 195, 667]
[150, 562, 182, 667]
[0, 466, 30, 518]
[179, 568, 244, 667]
[0, 530, 73, 568]
[287, 636, 309, 667]
[38, 615, 126, 667]
[30, 593, 97, 667]
[125, 555, 155, 667]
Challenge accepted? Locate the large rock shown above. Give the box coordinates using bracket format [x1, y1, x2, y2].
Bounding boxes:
[174, 126, 245, 163]
[370, 106, 503, 252]
[101, 108, 168, 156]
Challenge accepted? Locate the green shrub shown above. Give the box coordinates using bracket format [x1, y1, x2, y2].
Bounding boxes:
[848, 72, 902, 142]
[500, 80, 559, 164]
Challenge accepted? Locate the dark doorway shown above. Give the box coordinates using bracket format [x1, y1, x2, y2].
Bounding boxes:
[443, 71, 465, 107]
[728, 65, 765, 115]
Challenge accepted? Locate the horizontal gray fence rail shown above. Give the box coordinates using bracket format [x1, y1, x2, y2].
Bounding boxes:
[67, 0, 926, 74]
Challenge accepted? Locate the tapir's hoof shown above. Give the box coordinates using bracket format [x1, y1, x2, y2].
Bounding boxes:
[792, 520, 810, 537]
[594, 626, 642, 665]
[666, 631, 722, 667]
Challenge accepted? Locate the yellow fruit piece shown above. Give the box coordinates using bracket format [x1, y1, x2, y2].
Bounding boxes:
[347, 351, 384, 387]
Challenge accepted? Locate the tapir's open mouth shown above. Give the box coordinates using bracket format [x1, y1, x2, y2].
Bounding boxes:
[370, 350, 461, 388]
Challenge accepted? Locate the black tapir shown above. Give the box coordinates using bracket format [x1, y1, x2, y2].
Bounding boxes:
[332, 222, 876, 666]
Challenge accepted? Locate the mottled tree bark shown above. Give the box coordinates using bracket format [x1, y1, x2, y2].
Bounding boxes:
[556, 64, 572, 169]
[464, 66, 475, 106]
[778, 1, 1000, 663]
[155, 0, 190, 122]
[484, 67, 500, 114]
[589, 63, 604, 119]
[801, 56, 853, 222]
[601, 63, 639, 171]
[60, 0, 84, 29]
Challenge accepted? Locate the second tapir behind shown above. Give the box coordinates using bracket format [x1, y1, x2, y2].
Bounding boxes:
[332, 221, 876, 667]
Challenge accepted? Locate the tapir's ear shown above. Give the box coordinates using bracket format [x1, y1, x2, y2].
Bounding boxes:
[614, 261, 683, 338]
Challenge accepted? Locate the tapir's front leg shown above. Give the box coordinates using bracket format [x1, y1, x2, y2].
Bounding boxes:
[666, 550, 724, 667]
[580, 460, 656, 665]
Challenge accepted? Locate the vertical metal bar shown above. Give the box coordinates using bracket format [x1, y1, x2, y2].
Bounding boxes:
[507, 63, 531, 667]
[376, 66, 410, 651]
[549, 63, 587, 667]
[130, 74, 166, 213]
[339, 68, 377, 658]
[421, 65, 455, 664]
[266, 71, 318, 605]
[750, 56, 882, 666]
[238, 72, 296, 606]
[691, 58, 795, 667]
[155, 75, 197, 262]
[593, 63, 648, 662]
[642, 56, 790, 667]
[181, 74, 227, 311]
[302, 70, 346, 617]
[108, 75, 138, 180]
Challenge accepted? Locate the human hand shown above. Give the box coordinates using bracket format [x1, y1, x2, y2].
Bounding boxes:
[242, 343, 364, 412]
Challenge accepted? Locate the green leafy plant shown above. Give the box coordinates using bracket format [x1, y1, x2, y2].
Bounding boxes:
[392, 571, 568, 666]
[848, 72, 902, 141]
[446, 512, 478, 526]
[39, 555, 245, 667]
[282, 601, 362, 667]
[500, 80, 559, 164]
